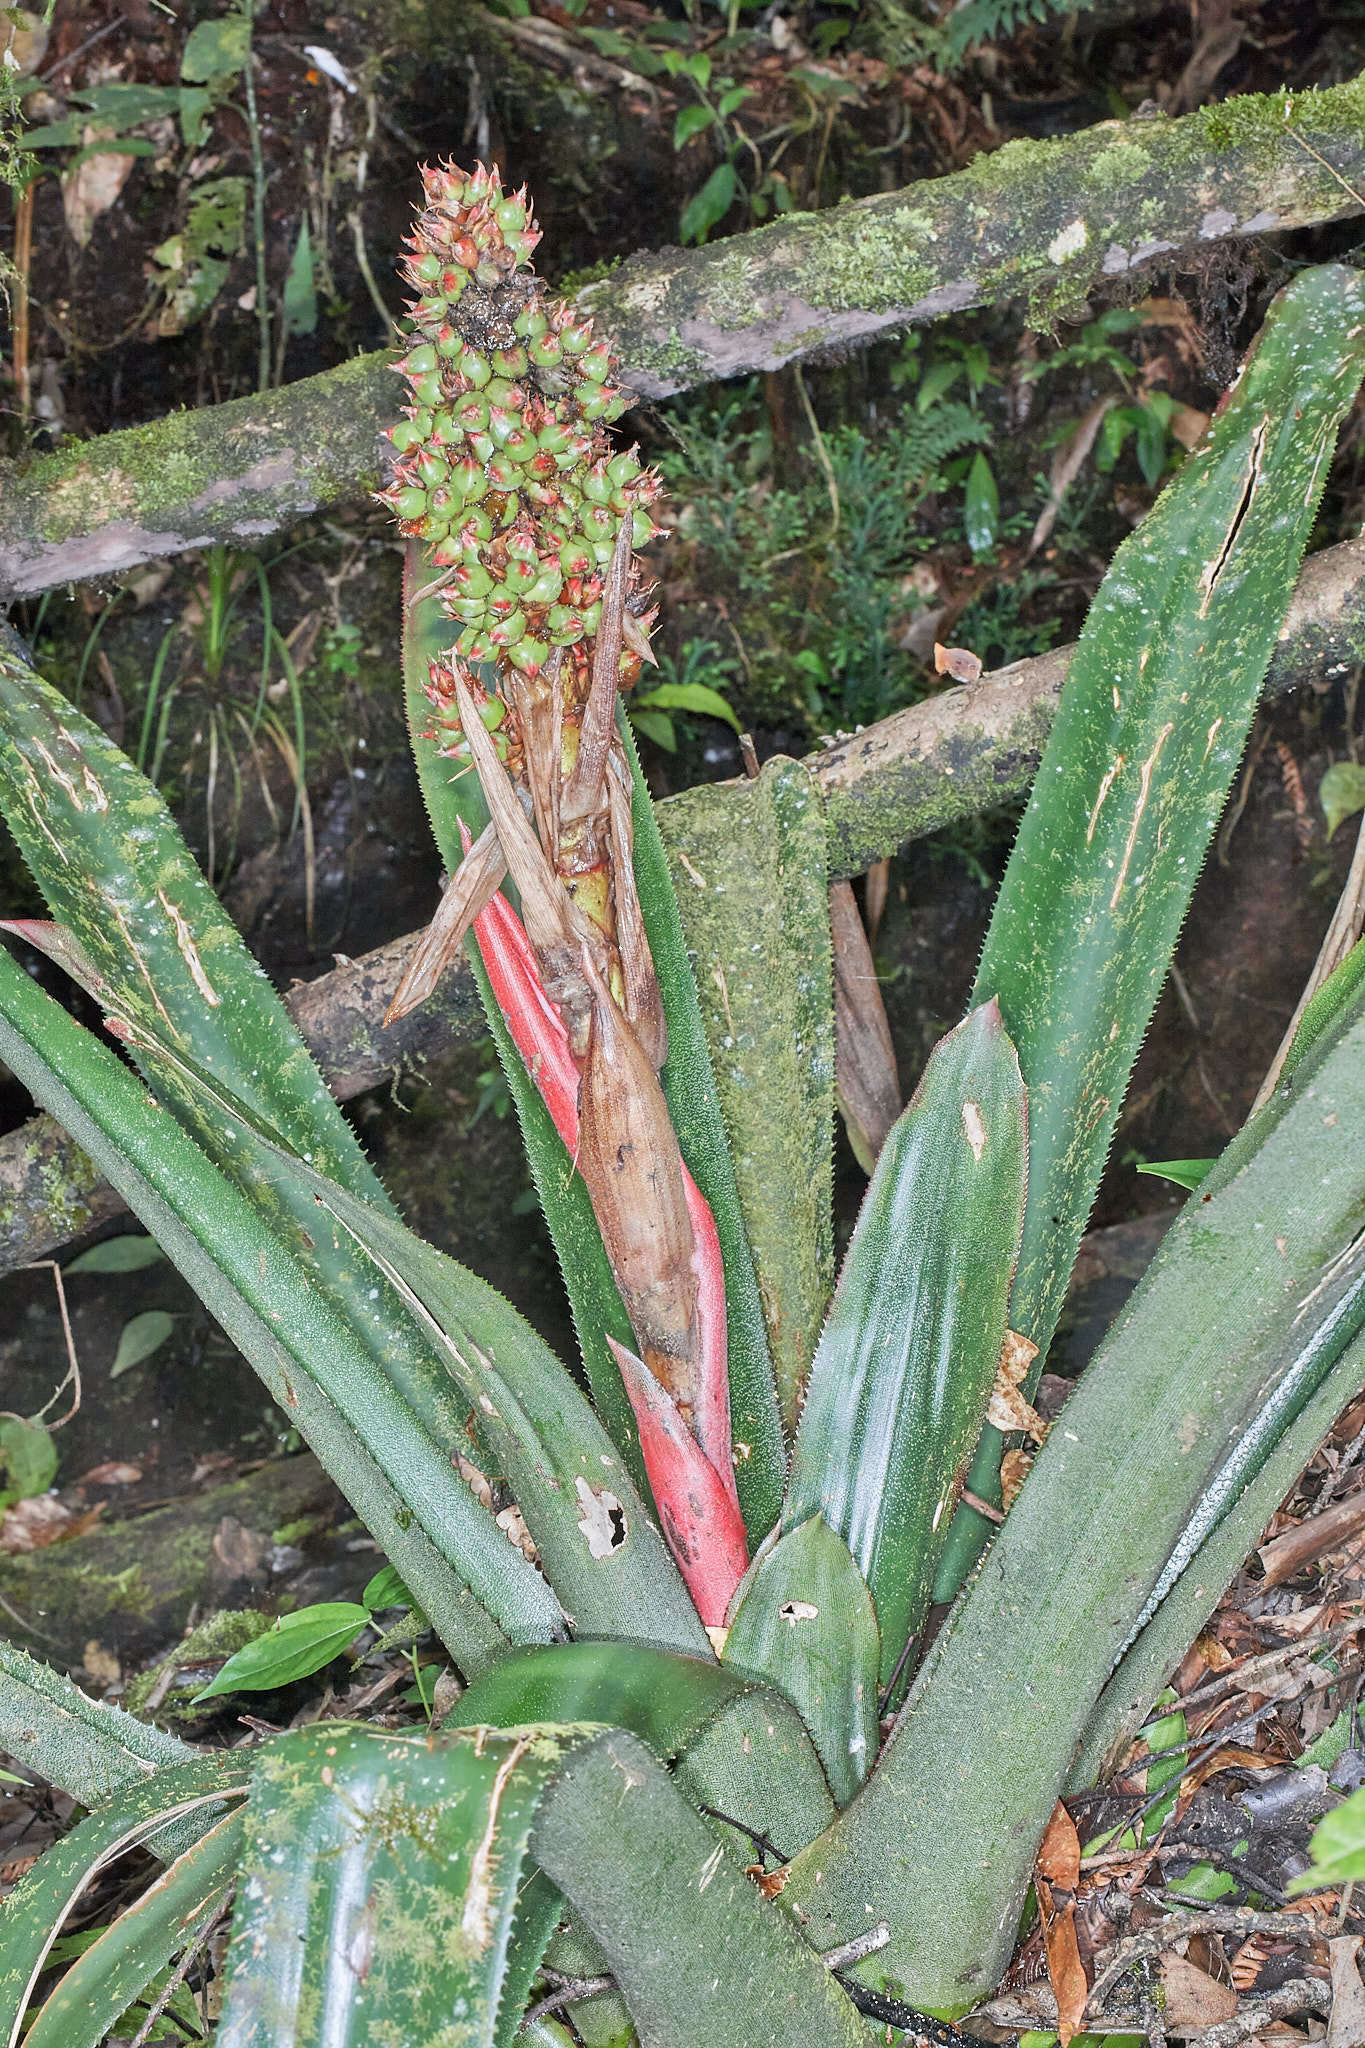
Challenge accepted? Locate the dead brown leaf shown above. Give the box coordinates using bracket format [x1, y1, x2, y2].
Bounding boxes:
[830, 878, 901, 1172]
[1035, 1803, 1087, 2046]
[81, 1461, 143, 1486]
[1328, 1937, 1365, 2048]
[933, 642, 983, 684]
[0, 1495, 101, 1552]
[1001, 1449, 1034, 1508]
[989, 1330, 1046, 1438]
[1160, 1951, 1240, 2031]
[62, 133, 138, 248]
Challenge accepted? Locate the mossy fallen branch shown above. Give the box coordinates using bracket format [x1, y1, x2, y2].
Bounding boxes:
[3, 530, 1363, 1276]
[1, 77, 1363, 596]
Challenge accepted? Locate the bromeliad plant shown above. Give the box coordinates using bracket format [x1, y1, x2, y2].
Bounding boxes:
[2, 166, 1365, 2046]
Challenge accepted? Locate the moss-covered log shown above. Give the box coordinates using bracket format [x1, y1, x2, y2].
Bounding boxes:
[2, 79, 1364, 597]
[2, 530, 1362, 1274]
[813, 531, 1365, 876]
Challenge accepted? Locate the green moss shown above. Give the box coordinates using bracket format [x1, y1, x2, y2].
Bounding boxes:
[124, 1607, 271, 1722]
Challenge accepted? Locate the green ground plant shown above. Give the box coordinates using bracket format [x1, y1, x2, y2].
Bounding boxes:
[1, 168, 1365, 2047]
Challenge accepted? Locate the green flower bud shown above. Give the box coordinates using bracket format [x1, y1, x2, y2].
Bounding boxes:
[454, 393, 491, 433]
[431, 535, 463, 566]
[411, 409, 435, 438]
[513, 304, 549, 341]
[607, 449, 641, 487]
[581, 601, 603, 635]
[537, 419, 573, 456]
[581, 341, 613, 381]
[632, 510, 657, 548]
[454, 562, 494, 598]
[479, 695, 507, 729]
[428, 486, 457, 518]
[475, 258, 504, 290]
[457, 346, 492, 389]
[440, 267, 468, 302]
[389, 419, 422, 453]
[560, 320, 592, 355]
[451, 458, 489, 502]
[507, 635, 550, 675]
[414, 251, 443, 282]
[504, 556, 539, 592]
[466, 431, 495, 467]
[529, 333, 563, 368]
[450, 596, 490, 625]
[460, 507, 495, 543]
[485, 377, 521, 410]
[487, 405, 517, 448]
[416, 449, 449, 488]
[560, 537, 594, 578]
[394, 485, 429, 521]
[495, 195, 528, 233]
[435, 323, 462, 359]
[582, 461, 612, 507]
[491, 606, 526, 646]
[412, 372, 445, 409]
[506, 531, 539, 565]
[525, 564, 564, 604]
[403, 342, 439, 377]
[581, 503, 614, 542]
[492, 345, 529, 378]
[576, 385, 610, 421]
[488, 583, 520, 618]
[487, 453, 524, 492]
[430, 409, 457, 443]
[591, 540, 616, 567]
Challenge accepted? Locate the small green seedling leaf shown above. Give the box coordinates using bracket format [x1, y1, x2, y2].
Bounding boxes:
[191, 1602, 371, 1700]
[110, 1310, 174, 1379]
[1291, 1784, 1365, 1891]
[282, 216, 318, 338]
[674, 104, 714, 150]
[0, 1416, 57, 1511]
[363, 1565, 414, 1612]
[65, 1234, 165, 1274]
[680, 161, 737, 245]
[1320, 761, 1365, 841]
[180, 15, 250, 84]
[1135, 1158, 1217, 1192]
[632, 681, 743, 734]
[964, 450, 999, 558]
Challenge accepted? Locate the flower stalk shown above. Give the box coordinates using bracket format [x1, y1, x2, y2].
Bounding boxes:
[378, 160, 746, 1621]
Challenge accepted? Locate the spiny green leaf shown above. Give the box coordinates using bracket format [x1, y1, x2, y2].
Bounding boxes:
[531, 1730, 865, 2048]
[20, 1808, 242, 2048]
[456, 1641, 747, 1755]
[0, 946, 535, 1671]
[940, 264, 1365, 1594]
[0, 1756, 250, 2048]
[655, 756, 831, 1455]
[722, 1515, 879, 1807]
[192, 1604, 371, 1701]
[217, 1723, 592, 2048]
[784, 1000, 1026, 1684]
[0, 634, 475, 1492]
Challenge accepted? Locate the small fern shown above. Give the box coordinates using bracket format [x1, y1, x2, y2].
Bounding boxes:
[946, 0, 1063, 60]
